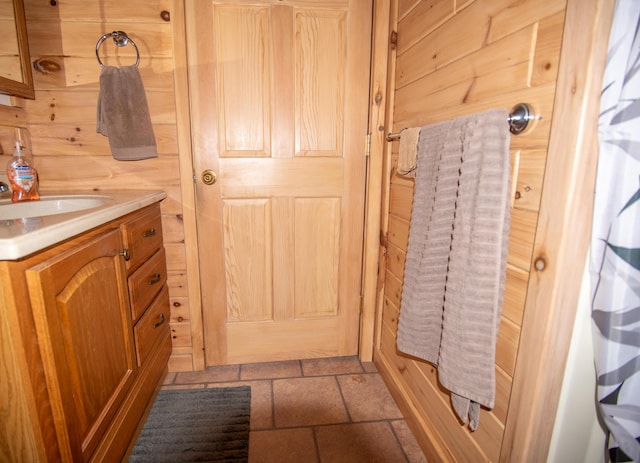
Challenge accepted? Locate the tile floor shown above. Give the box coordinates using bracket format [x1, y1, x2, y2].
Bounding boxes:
[162, 356, 428, 463]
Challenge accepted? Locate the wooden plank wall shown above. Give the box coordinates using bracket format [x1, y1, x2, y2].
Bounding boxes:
[0, 0, 195, 371]
[375, 0, 567, 461]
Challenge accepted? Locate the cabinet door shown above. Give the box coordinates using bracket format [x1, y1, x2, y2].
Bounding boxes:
[26, 229, 136, 462]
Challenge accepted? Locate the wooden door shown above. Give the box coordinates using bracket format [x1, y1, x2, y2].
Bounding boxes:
[26, 229, 136, 462]
[186, 0, 372, 365]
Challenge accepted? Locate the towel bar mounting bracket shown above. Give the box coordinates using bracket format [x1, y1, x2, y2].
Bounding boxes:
[507, 103, 535, 135]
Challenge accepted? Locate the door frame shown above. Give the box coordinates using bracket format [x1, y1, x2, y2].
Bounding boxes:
[358, 0, 393, 361]
[171, 0, 206, 371]
[173, 0, 374, 369]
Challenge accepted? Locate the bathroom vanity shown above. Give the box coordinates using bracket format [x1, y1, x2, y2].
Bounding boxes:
[0, 191, 171, 462]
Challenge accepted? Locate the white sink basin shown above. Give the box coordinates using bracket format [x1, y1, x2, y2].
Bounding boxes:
[0, 195, 112, 220]
[0, 190, 166, 260]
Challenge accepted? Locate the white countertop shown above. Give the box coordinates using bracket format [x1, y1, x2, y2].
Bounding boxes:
[0, 190, 166, 260]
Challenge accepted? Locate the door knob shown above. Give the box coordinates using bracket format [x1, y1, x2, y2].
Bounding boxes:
[201, 169, 217, 185]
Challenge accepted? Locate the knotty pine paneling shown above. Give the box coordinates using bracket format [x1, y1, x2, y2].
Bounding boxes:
[28, 123, 178, 155]
[396, 0, 452, 46]
[20, 0, 192, 369]
[398, 23, 534, 92]
[166, 269, 188, 298]
[376, 0, 567, 461]
[169, 296, 190, 323]
[531, 12, 565, 86]
[25, 90, 176, 125]
[31, 58, 175, 92]
[28, 22, 173, 59]
[24, 0, 171, 22]
[0, 105, 29, 172]
[161, 213, 186, 244]
[502, 266, 528, 326]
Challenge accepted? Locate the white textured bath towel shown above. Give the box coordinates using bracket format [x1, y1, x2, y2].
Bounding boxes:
[397, 109, 511, 431]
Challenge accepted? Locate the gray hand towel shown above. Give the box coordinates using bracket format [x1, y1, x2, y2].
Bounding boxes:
[397, 109, 511, 431]
[97, 65, 158, 161]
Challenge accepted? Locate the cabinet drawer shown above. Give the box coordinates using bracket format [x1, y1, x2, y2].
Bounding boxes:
[122, 205, 163, 273]
[134, 286, 170, 367]
[128, 248, 168, 322]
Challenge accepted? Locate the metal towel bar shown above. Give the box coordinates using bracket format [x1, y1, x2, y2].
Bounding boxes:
[95, 31, 140, 67]
[386, 103, 536, 141]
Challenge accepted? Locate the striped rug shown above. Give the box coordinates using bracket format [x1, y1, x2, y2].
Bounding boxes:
[128, 386, 251, 462]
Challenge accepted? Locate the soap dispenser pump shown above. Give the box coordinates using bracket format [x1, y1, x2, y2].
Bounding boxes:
[7, 141, 39, 203]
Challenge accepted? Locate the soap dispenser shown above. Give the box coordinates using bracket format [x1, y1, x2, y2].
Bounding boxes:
[7, 141, 39, 202]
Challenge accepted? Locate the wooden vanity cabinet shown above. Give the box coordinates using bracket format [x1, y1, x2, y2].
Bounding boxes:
[0, 203, 171, 462]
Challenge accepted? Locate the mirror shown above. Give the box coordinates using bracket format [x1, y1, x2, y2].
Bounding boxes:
[0, 0, 34, 99]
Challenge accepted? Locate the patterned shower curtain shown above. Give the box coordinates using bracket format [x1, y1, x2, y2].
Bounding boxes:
[590, 1, 640, 461]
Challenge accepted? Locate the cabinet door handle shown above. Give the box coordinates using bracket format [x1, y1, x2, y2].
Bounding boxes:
[120, 249, 130, 261]
[143, 228, 157, 238]
[148, 273, 162, 285]
[153, 313, 166, 329]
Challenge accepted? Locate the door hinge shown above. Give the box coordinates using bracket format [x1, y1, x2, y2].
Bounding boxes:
[359, 295, 364, 314]
[365, 133, 371, 157]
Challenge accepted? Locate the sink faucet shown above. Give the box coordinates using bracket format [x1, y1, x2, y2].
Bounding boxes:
[0, 181, 11, 199]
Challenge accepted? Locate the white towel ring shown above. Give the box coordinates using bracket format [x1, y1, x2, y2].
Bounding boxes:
[95, 31, 140, 68]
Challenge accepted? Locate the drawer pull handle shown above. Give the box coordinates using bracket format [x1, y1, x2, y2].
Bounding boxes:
[120, 249, 130, 261]
[153, 313, 166, 329]
[148, 273, 162, 285]
[143, 228, 157, 238]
